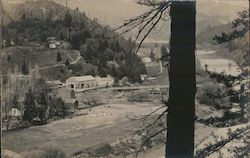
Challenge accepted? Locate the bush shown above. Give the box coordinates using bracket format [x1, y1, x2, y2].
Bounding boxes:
[49, 97, 68, 118]
[197, 81, 231, 109]
[39, 147, 66, 158]
[127, 91, 153, 102]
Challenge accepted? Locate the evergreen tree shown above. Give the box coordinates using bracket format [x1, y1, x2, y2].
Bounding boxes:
[80, 21, 85, 29]
[214, 10, 249, 43]
[64, 11, 72, 40]
[84, 44, 93, 62]
[70, 34, 80, 49]
[57, 52, 62, 62]
[59, 32, 64, 40]
[23, 89, 37, 123]
[7, 55, 11, 62]
[64, 11, 72, 28]
[111, 65, 118, 78]
[12, 95, 19, 108]
[37, 90, 48, 123]
[149, 49, 155, 61]
[40, 32, 47, 42]
[5, 38, 11, 47]
[161, 44, 169, 62]
[21, 60, 29, 75]
[97, 64, 107, 77]
[21, 13, 27, 21]
[70, 31, 91, 50]
[65, 59, 70, 66]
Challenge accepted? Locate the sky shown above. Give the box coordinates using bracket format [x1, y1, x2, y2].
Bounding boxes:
[2, 0, 248, 41]
[49, 0, 248, 28]
[54, 0, 248, 25]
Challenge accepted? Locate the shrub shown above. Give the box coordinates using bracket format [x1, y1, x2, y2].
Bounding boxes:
[127, 91, 153, 102]
[49, 97, 68, 118]
[39, 147, 66, 158]
[197, 81, 231, 109]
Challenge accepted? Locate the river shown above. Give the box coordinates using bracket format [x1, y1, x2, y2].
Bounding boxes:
[196, 50, 242, 76]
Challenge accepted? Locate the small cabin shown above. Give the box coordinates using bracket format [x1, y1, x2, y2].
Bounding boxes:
[9, 108, 22, 118]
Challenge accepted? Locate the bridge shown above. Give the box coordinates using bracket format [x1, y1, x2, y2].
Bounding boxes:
[108, 85, 169, 91]
[48, 83, 201, 93]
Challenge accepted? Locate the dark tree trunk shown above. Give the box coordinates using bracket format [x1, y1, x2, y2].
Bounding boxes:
[166, 1, 196, 158]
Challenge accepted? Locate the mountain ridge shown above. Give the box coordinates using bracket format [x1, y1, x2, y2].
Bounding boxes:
[3, 0, 247, 41]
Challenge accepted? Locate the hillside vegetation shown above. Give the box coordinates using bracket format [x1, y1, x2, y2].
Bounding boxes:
[2, 0, 146, 83]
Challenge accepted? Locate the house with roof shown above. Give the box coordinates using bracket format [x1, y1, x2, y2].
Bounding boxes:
[66, 75, 114, 92]
[66, 75, 98, 92]
[10, 108, 22, 118]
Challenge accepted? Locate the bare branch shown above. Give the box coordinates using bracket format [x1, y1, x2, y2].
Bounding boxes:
[135, 127, 167, 158]
[112, 6, 160, 32]
[142, 109, 168, 133]
[112, 1, 171, 54]
[130, 5, 168, 53]
[134, 7, 167, 54]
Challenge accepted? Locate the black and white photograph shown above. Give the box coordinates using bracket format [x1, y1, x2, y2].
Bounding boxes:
[0, 0, 249, 157]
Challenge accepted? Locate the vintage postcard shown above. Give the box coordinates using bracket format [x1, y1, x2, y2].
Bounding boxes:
[1, 0, 249, 158]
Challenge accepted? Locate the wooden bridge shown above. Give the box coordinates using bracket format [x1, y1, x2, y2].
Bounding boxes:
[47, 82, 201, 95]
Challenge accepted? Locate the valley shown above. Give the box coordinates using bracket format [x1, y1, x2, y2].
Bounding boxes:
[1, 0, 249, 158]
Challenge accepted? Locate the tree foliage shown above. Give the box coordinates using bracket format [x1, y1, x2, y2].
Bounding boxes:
[23, 89, 37, 123]
[2, 0, 147, 83]
[149, 49, 155, 61]
[57, 52, 62, 62]
[70, 30, 91, 49]
[23, 78, 67, 123]
[21, 60, 29, 75]
[65, 59, 70, 66]
[64, 11, 73, 28]
[161, 44, 169, 60]
[213, 10, 249, 43]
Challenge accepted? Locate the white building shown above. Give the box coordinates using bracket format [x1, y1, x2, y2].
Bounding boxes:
[9, 108, 22, 118]
[66, 75, 114, 92]
[142, 57, 152, 63]
[66, 75, 97, 92]
[48, 37, 61, 49]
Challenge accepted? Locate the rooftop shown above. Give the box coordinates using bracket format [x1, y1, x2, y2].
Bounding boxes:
[67, 75, 96, 82]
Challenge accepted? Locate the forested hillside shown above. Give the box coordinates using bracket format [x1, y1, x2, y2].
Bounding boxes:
[2, 0, 146, 83]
